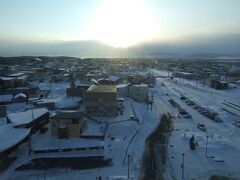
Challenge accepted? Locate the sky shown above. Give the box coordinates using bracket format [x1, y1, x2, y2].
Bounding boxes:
[0, 0, 240, 48]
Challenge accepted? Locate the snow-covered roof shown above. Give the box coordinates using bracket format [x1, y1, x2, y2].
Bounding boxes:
[14, 93, 27, 99]
[56, 97, 81, 109]
[7, 108, 48, 126]
[7, 72, 26, 77]
[0, 95, 13, 102]
[108, 75, 120, 82]
[63, 73, 70, 77]
[50, 111, 83, 119]
[131, 84, 148, 87]
[0, 76, 15, 81]
[87, 85, 116, 93]
[32, 138, 104, 151]
[16, 75, 28, 80]
[0, 124, 31, 153]
[117, 84, 128, 88]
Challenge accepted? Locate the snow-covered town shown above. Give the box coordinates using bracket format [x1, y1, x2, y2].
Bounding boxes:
[0, 57, 240, 180]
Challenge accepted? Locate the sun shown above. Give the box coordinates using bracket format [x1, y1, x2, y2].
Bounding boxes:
[86, 0, 155, 47]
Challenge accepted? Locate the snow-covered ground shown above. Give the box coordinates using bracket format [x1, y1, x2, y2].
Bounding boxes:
[150, 69, 240, 179]
[1, 97, 162, 180]
[1, 72, 240, 179]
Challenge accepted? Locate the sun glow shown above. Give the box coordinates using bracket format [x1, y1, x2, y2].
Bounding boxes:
[87, 0, 155, 47]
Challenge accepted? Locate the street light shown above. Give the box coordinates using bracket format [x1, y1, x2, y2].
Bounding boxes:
[205, 135, 209, 157]
[127, 155, 130, 179]
[181, 153, 185, 179]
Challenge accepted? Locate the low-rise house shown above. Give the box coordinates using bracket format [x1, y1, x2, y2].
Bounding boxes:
[0, 105, 7, 117]
[107, 75, 121, 84]
[0, 95, 13, 105]
[7, 108, 49, 131]
[13, 93, 27, 103]
[16, 75, 29, 86]
[7, 72, 29, 87]
[0, 77, 16, 89]
[211, 80, 229, 90]
[84, 85, 118, 116]
[0, 124, 31, 158]
[66, 84, 90, 97]
[50, 111, 85, 138]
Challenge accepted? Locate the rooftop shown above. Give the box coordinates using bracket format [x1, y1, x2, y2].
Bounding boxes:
[86, 85, 116, 93]
[7, 108, 48, 126]
[50, 110, 83, 119]
[0, 124, 31, 153]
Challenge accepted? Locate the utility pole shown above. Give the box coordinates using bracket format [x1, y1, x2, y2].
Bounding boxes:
[96, 168, 102, 180]
[150, 94, 154, 110]
[181, 153, 185, 179]
[127, 155, 130, 179]
[28, 134, 31, 154]
[205, 135, 209, 157]
[43, 168, 46, 180]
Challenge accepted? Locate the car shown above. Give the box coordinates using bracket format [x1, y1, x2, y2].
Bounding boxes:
[197, 123, 207, 131]
[213, 117, 223, 122]
[233, 120, 240, 127]
[180, 96, 186, 100]
[193, 105, 200, 109]
[186, 101, 195, 106]
[179, 109, 188, 115]
[183, 114, 192, 118]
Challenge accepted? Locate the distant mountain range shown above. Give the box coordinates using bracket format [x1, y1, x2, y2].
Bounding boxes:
[0, 33, 240, 58]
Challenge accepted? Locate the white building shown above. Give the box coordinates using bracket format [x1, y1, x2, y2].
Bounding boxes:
[117, 84, 148, 102]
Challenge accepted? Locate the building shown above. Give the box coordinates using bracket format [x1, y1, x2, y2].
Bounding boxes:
[0, 77, 16, 89]
[7, 108, 49, 131]
[0, 95, 13, 105]
[13, 93, 27, 103]
[211, 80, 229, 90]
[117, 84, 129, 98]
[117, 84, 149, 102]
[0, 124, 31, 158]
[66, 84, 90, 97]
[84, 85, 118, 116]
[128, 84, 148, 102]
[0, 105, 7, 117]
[50, 111, 85, 138]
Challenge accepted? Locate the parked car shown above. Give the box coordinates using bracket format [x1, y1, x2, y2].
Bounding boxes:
[233, 120, 240, 127]
[183, 114, 192, 119]
[193, 105, 201, 109]
[197, 123, 207, 131]
[180, 96, 186, 100]
[213, 117, 223, 122]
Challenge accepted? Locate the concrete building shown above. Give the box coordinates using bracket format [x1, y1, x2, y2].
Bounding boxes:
[0, 77, 16, 89]
[84, 85, 118, 116]
[50, 111, 85, 138]
[128, 84, 148, 102]
[117, 84, 149, 102]
[66, 84, 90, 97]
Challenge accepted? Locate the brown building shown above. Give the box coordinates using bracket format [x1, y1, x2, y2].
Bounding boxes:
[84, 85, 118, 116]
[50, 111, 85, 138]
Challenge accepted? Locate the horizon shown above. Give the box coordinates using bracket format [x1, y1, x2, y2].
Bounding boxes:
[0, 0, 240, 56]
